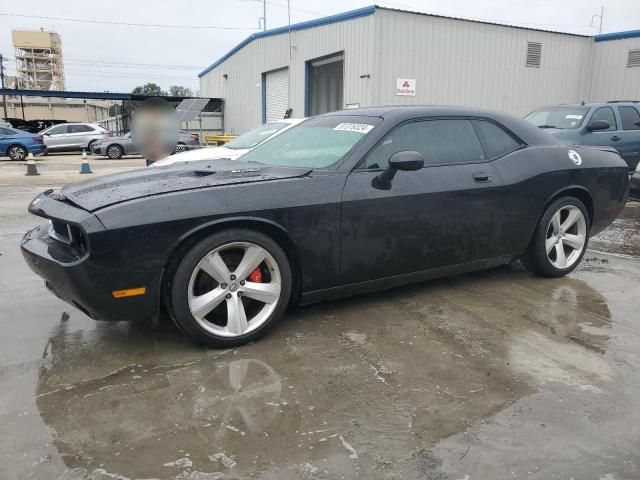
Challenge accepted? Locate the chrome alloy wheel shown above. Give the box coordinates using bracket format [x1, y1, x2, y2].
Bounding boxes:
[187, 242, 282, 337]
[8, 145, 27, 161]
[107, 145, 122, 159]
[545, 205, 587, 269]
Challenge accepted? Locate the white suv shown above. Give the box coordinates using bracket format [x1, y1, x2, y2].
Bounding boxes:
[40, 123, 111, 153]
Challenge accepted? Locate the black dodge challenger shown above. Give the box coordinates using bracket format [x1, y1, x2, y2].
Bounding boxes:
[22, 106, 630, 347]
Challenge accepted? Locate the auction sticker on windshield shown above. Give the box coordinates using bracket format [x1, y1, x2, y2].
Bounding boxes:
[334, 123, 375, 134]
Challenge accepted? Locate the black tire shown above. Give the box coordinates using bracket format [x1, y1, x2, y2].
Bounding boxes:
[7, 144, 27, 161]
[521, 197, 590, 277]
[169, 229, 292, 347]
[106, 144, 124, 159]
[87, 140, 97, 153]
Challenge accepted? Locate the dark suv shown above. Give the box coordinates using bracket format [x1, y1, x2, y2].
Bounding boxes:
[525, 101, 640, 171]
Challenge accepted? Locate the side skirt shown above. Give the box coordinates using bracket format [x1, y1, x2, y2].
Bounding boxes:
[299, 254, 520, 305]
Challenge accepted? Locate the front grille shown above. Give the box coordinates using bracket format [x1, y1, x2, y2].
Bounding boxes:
[49, 220, 71, 244]
[48, 220, 88, 254]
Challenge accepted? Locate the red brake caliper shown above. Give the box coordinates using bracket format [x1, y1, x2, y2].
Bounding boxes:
[247, 267, 263, 283]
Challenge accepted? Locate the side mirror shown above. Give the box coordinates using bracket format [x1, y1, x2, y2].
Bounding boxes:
[372, 151, 424, 190]
[586, 119, 610, 132]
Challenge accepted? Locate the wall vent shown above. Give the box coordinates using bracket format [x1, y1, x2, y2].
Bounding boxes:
[628, 49, 640, 68]
[526, 42, 542, 68]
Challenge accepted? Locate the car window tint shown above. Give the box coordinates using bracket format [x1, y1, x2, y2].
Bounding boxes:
[619, 106, 640, 131]
[69, 124, 92, 133]
[362, 119, 485, 169]
[589, 107, 617, 131]
[47, 125, 69, 135]
[472, 120, 522, 159]
[0, 127, 14, 135]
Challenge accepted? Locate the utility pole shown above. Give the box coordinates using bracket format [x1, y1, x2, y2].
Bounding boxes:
[0, 54, 8, 120]
[263, 0, 267, 31]
[591, 6, 604, 34]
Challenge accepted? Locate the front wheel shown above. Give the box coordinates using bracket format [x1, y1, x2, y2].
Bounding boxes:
[106, 144, 124, 159]
[169, 229, 292, 347]
[521, 197, 590, 277]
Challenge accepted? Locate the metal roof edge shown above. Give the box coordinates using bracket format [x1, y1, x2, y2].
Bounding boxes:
[595, 29, 640, 42]
[0, 89, 220, 102]
[197, 5, 377, 78]
[375, 5, 590, 37]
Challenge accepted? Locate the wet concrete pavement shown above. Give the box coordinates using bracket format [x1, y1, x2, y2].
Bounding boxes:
[1, 173, 639, 479]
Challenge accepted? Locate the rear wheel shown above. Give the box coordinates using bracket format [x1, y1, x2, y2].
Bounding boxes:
[7, 144, 27, 161]
[521, 197, 589, 277]
[174, 142, 187, 153]
[169, 229, 292, 347]
[106, 144, 124, 159]
[87, 140, 97, 153]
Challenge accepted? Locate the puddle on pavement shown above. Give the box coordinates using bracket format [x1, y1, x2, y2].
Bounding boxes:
[30, 265, 616, 479]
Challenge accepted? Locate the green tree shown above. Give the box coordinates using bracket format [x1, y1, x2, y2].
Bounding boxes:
[169, 85, 193, 97]
[131, 83, 167, 96]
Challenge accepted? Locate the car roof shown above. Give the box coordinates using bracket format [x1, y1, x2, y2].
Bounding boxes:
[322, 105, 557, 146]
[535, 101, 640, 109]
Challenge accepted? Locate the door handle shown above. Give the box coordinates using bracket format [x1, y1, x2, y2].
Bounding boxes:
[611, 136, 621, 141]
[472, 172, 492, 183]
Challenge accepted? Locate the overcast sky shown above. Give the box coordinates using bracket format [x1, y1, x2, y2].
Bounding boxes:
[0, 0, 638, 93]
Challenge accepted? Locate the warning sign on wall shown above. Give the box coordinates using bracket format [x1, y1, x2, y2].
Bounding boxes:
[395, 78, 416, 96]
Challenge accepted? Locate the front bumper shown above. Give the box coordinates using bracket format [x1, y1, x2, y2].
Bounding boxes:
[21, 223, 162, 322]
[91, 143, 105, 155]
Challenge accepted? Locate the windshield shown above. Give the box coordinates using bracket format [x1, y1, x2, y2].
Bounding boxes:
[226, 122, 289, 149]
[240, 116, 381, 168]
[525, 106, 589, 129]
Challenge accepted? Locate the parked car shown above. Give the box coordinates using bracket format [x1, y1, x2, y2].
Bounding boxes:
[630, 163, 640, 201]
[151, 118, 304, 167]
[525, 101, 640, 171]
[21, 106, 629, 347]
[91, 130, 200, 159]
[39, 123, 111, 153]
[0, 126, 47, 160]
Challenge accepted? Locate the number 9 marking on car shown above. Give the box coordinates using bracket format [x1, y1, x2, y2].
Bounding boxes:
[568, 149, 582, 166]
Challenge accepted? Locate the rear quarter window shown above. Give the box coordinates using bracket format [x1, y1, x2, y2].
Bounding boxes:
[472, 120, 524, 160]
[619, 106, 640, 131]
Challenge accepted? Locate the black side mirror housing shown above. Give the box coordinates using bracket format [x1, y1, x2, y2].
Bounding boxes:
[372, 151, 424, 190]
[586, 119, 610, 132]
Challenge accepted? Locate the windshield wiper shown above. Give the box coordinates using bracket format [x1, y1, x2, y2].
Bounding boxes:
[537, 124, 559, 129]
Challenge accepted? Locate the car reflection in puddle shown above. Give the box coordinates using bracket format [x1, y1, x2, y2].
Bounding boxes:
[35, 266, 613, 479]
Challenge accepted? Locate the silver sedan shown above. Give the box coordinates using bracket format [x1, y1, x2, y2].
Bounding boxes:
[91, 131, 200, 159]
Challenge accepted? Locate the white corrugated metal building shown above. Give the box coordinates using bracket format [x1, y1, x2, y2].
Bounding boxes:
[198, 5, 640, 134]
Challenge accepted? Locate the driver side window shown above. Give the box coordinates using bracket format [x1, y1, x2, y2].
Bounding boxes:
[360, 119, 485, 169]
[589, 107, 617, 131]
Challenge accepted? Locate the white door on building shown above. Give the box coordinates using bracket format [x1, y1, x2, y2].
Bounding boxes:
[264, 68, 289, 123]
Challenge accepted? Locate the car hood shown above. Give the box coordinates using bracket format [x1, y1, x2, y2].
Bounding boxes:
[539, 128, 580, 144]
[60, 159, 311, 212]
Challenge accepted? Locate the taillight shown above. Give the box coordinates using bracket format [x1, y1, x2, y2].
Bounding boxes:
[191, 134, 199, 142]
[32, 137, 44, 143]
